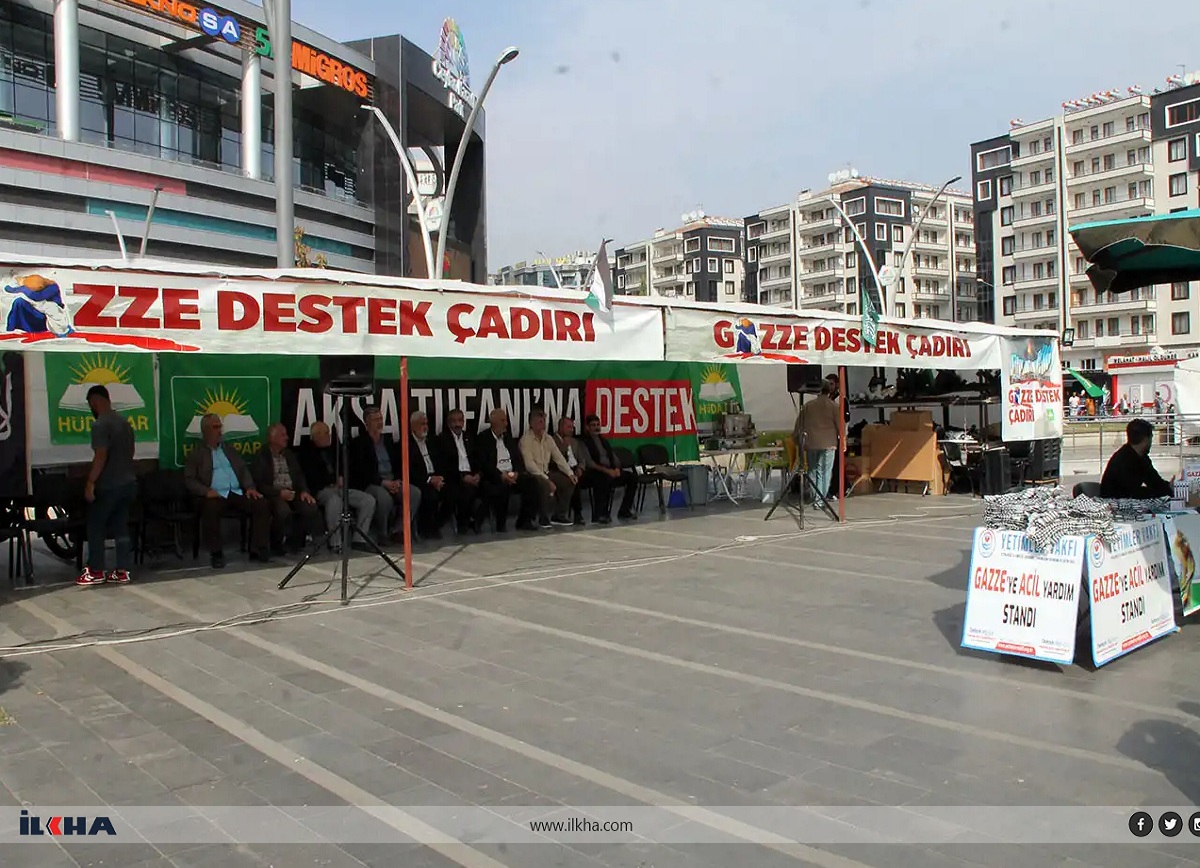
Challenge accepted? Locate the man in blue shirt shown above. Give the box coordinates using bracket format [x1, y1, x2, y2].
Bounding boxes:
[184, 413, 272, 568]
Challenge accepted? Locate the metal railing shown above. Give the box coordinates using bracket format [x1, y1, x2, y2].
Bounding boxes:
[1061, 412, 1200, 478]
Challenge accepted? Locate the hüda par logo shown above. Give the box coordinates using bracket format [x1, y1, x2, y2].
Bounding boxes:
[978, 529, 996, 559]
[19, 809, 116, 836]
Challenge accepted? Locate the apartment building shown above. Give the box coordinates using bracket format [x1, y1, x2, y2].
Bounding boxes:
[744, 174, 977, 320]
[613, 211, 745, 302]
[491, 251, 594, 288]
[972, 75, 1200, 371]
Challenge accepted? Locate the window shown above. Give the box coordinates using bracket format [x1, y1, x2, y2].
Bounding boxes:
[1077, 320, 1089, 339]
[1170, 138, 1188, 162]
[1102, 121, 1115, 137]
[724, 281, 735, 296]
[708, 280, 717, 297]
[1126, 150, 1137, 167]
[844, 197, 866, 217]
[976, 146, 1011, 171]
[1174, 311, 1191, 335]
[1029, 170, 1041, 186]
[1128, 182, 1138, 199]
[1073, 160, 1085, 176]
[1104, 186, 1116, 204]
[1090, 125, 1099, 140]
[747, 221, 766, 239]
[1131, 316, 1141, 336]
[1173, 281, 1191, 300]
[875, 223, 888, 241]
[976, 179, 992, 200]
[1001, 236, 1014, 255]
[684, 237, 700, 253]
[1044, 137, 1052, 152]
[875, 197, 904, 217]
[1002, 266, 1016, 285]
[706, 257, 718, 272]
[843, 226, 854, 244]
[1073, 129, 1084, 144]
[1029, 140, 1041, 154]
[1095, 319, 1104, 337]
[1168, 99, 1200, 127]
[724, 259, 734, 274]
[1000, 206, 1013, 226]
[708, 236, 735, 253]
[1103, 154, 1115, 171]
[892, 225, 905, 243]
[999, 176, 1013, 195]
[846, 251, 857, 268]
[1108, 317, 1120, 336]
[1171, 173, 1188, 197]
[1046, 167, 1055, 183]
[855, 223, 866, 241]
[617, 274, 625, 289]
[1030, 201, 1042, 217]
[1074, 192, 1087, 209]
[686, 258, 698, 274]
[1144, 314, 1155, 334]
[1003, 296, 1016, 316]
[895, 303, 907, 318]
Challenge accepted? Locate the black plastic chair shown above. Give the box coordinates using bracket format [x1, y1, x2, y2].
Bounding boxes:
[16, 474, 86, 580]
[613, 447, 656, 516]
[635, 443, 693, 513]
[0, 498, 28, 587]
[137, 469, 198, 564]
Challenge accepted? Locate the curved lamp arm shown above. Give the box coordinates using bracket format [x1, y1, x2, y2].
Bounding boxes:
[363, 105, 435, 278]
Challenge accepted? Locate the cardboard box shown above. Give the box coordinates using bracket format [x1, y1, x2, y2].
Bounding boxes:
[891, 410, 934, 431]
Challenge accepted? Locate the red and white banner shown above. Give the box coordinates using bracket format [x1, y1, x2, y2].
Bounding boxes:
[0, 268, 665, 361]
[663, 307, 1032, 371]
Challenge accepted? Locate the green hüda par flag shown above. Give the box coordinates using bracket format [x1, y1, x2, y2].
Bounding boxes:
[585, 241, 613, 314]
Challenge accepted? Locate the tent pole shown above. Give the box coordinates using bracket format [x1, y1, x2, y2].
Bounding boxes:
[838, 365, 847, 523]
[400, 357, 413, 588]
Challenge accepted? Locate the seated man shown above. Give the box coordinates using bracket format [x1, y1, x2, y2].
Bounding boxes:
[519, 409, 575, 528]
[252, 423, 323, 554]
[552, 417, 588, 525]
[408, 411, 450, 540]
[1100, 418, 1173, 499]
[296, 421, 376, 551]
[438, 409, 483, 534]
[184, 412, 272, 568]
[579, 414, 638, 521]
[349, 406, 421, 544]
[474, 408, 539, 532]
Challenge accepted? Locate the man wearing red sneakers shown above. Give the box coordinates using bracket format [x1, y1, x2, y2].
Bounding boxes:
[78, 385, 137, 587]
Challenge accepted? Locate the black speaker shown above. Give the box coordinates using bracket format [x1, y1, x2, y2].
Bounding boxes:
[1031, 439, 1061, 481]
[787, 364, 823, 393]
[981, 448, 1011, 496]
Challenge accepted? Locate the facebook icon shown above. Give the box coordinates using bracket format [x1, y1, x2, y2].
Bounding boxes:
[1128, 811, 1153, 838]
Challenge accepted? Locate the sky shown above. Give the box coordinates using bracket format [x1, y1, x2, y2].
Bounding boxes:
[292, 0, 1200, 266]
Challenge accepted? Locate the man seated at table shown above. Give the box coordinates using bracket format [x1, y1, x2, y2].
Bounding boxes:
[184, 413, 272, 568]
[579, 414, 638, 522]
[252, 423, 323, 555]
[519, 408, 575, 528]
[1100, 418, 1173, 499]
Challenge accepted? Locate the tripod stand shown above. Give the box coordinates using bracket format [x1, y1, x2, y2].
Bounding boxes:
[279, 376, 406, 604]
[764, 421, 838, 525]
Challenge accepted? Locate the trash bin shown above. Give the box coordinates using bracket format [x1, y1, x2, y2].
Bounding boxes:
[685, 464, 710, 506]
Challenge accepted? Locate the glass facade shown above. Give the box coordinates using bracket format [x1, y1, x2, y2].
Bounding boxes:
[0, 4, 364, 205]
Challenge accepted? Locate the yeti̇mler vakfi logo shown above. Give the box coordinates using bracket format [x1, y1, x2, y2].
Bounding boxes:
[1089, 537, 1106, 570]
[20, 809, 116, 837]
[978, 529, 996, 558]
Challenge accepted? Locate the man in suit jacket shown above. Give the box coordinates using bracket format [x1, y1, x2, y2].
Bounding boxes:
[552, 417, 589, 525]
[184, 412, 272, 568]
[252, 423, 323, 554]
[438, 409, 483, 534]
[408, 411, 450, 540]
[473, 408, 539, 532]
[349, 406, 421, 544]
[295, 421, 376, 548]
[579, 413, 638, 521]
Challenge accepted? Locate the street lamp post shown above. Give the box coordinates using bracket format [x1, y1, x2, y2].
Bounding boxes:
[434, 46, 519, 279]
[892, 175, 962, 318]
[828, 198, 886, 315]
[263, 0, 293, 268]
[363, 106, 435, 278]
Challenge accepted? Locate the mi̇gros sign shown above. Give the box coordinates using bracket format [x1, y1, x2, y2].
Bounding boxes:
[115, 0, 371, 98]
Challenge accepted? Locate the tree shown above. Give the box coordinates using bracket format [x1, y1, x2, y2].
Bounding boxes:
[294, 227, 328, 269]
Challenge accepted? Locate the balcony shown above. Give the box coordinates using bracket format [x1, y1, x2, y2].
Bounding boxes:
[1069, 334, 1153, 350]
[955, 264, 978, 277]
[1014, 273, 1060, 289]
[1065, 127, 1152, 155]
[1071, 293, 1156, 313]
[799, 266, 844, 281]
[799, 239, 837, 255]
[1011, 148, 1055, 168]
[911, 262, 948, 277]
[914, 288, 951, 302]
[758, 247, 792, 264]
[798, 214, 839, 231]
[801, 290, 852, 309]
[759, 223, 791, 240]
[759, 273, 795, 288]
[1012, 243, 1057, 261]
[911, 238, 945, 252]
[1068, 196, 1154, 221]
[759, 288, 795, 307]
[1012, 210, 1057, 229]
[1066, 161, 1154, 187]
[652, 248, 683, 264]
[1011, 303, 1060, 324]
[1012, 179, 1056, 199]
[654, 271, 686, 286]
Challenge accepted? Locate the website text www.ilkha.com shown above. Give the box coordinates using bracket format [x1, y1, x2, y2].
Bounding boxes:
[529, 817, 634, 835]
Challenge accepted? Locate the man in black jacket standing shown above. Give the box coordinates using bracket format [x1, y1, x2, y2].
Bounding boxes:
[473, 408, 539, 532]
[438, 409, 483, 534]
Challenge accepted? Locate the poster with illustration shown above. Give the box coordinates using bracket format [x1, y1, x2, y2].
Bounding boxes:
[1001, 335, 1063, 442]
[1164, 514, 1200, 618]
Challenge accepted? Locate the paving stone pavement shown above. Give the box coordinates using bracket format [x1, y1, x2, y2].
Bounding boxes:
[1, 495, 1199, 867]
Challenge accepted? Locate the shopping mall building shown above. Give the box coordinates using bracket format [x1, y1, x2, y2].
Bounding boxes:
[0, 0, 488, 279]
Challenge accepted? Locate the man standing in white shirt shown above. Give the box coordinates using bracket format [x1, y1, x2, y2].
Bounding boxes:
[438, 409, 483, 534]
[520, 409, 575, 529]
